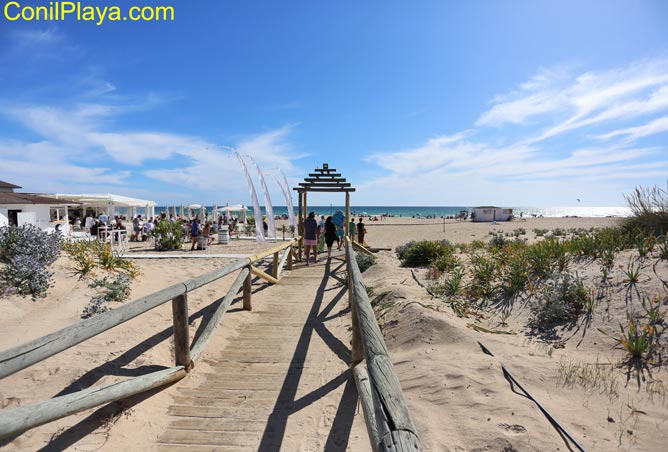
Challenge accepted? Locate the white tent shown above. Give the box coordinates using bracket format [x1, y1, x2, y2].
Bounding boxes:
[46, 193, 156, 219]
[218, 204, 249, 223]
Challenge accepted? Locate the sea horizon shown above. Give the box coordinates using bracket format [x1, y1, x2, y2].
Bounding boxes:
[151, 205, 631, 219]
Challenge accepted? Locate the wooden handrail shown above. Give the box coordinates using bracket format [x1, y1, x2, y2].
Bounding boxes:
[345, 238, 421, 451]
[0, 239, 297, 440]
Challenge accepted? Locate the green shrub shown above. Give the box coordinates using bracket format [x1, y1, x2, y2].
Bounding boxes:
[153, 220, 185, 251]
[530, 272, 588, 325]
[356, 252, 375, 273]
[400, 240, 455, 267]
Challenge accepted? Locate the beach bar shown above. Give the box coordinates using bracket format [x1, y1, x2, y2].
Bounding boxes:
[0, 181, 79, 234]
[472, 206, 513, 222]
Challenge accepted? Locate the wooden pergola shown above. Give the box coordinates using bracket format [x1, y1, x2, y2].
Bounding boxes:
[293, 163, 355, 259]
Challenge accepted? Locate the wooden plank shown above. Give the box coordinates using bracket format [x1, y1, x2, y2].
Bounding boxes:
[172, 294, 192, 370]
[0, 366, 186, 440]
[0, 258, 249, 379]
[299, 182, 351, 187]
[353, 366, 380, 452]
[298, 187, 356, 192]
[353, 240, 374, 256]
[159, 444, 254, 452]
[308, 172, 341, 177]
[303, 177, 347, 183]
[250, 265, 279, 285]
[189, 267, 249, 362]
[159, 429, 262, 446]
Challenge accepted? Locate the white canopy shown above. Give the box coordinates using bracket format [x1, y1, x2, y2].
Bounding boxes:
[48, 193, 157, 208]
[218, 204, 249, 212]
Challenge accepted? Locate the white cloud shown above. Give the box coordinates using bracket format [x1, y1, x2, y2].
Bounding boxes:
[364, 58, 668, 205]
[477, 58, 668, 144]
[597, 116, 668, 141]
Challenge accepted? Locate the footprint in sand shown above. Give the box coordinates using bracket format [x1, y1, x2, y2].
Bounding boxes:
[498, 423, 527, 435]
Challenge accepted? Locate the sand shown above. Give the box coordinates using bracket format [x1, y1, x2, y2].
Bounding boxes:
[2, 216, 667, 451]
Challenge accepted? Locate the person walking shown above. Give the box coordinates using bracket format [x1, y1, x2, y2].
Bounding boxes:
[303, 212, 318, 265]
[357, 218, 366, 245]
[336, 222, 345, 250]
[349, 218, 356, 241]
[324, 216, 340, 259]
[190, 218, 200, 250]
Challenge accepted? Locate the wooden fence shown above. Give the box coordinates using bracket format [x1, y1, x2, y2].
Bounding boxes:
[0, 239, 297, 440]
[345, 239, 422, 451]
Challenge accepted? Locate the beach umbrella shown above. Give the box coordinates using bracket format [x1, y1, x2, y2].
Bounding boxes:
[213, 204, 218, 223]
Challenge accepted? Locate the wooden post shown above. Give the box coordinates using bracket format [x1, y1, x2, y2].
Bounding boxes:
[298, 191, 303, 261]
[345, 192, 351, 247]
[287, 244, 293, 270]
[171, 294, 192, 371]
[243, 267, 252, 311]
[272, 251, 279, 278]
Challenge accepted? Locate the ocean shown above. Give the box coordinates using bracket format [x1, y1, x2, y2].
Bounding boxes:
[152, 205, 631, 219]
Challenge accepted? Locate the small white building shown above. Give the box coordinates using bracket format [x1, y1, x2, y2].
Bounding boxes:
[0, 181, 79, 234]
[472, 206, 514, 222]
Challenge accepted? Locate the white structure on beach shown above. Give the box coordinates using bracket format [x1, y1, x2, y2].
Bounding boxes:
[218, 204, 249, 223]
[45, 193, 157, 219]
[472, 206, 514, 222]
[0, 181, 79, 234]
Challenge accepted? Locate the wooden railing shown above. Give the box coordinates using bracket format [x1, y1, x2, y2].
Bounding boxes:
[0, 239, 298, 440]
[345, 239, 422, 451]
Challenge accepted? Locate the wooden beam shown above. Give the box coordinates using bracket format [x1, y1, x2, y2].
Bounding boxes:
[309, 172, 340, 176]
[189, 267, 249, 362]
[287, 244, 293, 270]
[353, 240, 374, 256]
[0, 366, 186, 441]
[303, 177, 347, 183]
[300, 188, 356, 193]
[299, 182, 352, 188]
[276, 246, 291, 278]
[0, 258, 249, 380]
[250, 265, 279, 285]
[172, 294, 192, 371]
[353, 366, 381, 451]
[346, 240, 421, 449]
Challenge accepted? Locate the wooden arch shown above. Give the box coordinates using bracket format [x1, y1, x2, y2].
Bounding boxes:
[293, 163, 355, 259]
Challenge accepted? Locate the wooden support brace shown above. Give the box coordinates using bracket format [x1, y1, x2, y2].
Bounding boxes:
[251, 265, 279, 285]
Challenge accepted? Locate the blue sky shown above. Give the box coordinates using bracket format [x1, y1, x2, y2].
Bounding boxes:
[0, 0, 666, 207]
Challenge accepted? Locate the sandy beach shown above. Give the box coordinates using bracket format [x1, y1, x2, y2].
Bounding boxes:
[2, 215, 667, 451]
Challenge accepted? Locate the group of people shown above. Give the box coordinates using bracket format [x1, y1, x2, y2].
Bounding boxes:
[302, 213, 367, 265]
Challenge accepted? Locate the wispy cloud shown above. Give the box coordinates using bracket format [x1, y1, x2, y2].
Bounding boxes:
[364, 58, 668, 205]
[0, 95, 304, 203]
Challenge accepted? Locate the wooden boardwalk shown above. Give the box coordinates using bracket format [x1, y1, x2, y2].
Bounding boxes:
[157, 253, 369, 452]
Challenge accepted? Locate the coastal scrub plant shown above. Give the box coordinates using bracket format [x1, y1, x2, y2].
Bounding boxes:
[95, 242, 140, 278]
[0, 225, 62, 298]
[63, 240, 97, 278]
[82, 274, 132, 318]
[398, 240, 455, 267]
[623, 183, 668, 237]
[356, 252, 376, 273]
[530, 272, 588, 326]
